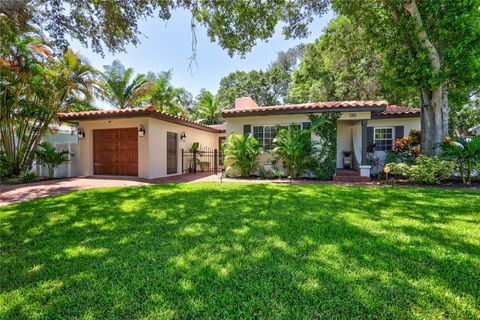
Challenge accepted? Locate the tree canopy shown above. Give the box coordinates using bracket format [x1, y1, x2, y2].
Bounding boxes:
[289, 16, 417, 105]
[0, 1, 328, 56]
[332, 0, 480, 154]
[217, 46, 304, 108]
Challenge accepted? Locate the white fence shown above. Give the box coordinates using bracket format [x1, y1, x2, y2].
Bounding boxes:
[34, 142, 80, 178]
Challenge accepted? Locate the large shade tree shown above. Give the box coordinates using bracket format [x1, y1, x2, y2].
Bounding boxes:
[332, 0, 480, 155]
[217, 45, 304, 108]
[289, 16, 417, 106]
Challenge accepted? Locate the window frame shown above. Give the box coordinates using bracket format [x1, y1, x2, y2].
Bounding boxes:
[252, 124, 301, 150]
[373, 127, 394, 152]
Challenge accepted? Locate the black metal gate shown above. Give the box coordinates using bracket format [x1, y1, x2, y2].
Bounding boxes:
[182, 146, 222, 174]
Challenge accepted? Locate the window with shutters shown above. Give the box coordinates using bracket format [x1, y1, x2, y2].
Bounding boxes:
[374, 127, 394, 151]
[252, 124, 300, 150]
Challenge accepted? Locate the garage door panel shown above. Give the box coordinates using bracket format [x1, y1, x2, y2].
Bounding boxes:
[93, 128, 138, 176]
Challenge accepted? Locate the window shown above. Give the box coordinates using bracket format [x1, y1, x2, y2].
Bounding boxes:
[374, 127, 393, 151]
[252, 124, 297, 150]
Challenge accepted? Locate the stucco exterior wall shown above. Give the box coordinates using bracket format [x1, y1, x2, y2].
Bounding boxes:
[225, 114, 311, 172]
[146, 118, 221, 178]
[367, 117, 421, 172]
[226, 114, 311, 136]
[77, 117, 222, 179]
[77, 118, 150, 178]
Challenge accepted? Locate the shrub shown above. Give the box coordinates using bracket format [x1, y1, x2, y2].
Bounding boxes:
[224, 133, 260, 177]
[35, 142, 71, 178]
[8, 170, 38, 184]
[0, 152, 15, 178]
[387, 155, 455, 184]
[388, 162, 411, 177]
[273, 126, 313, 178]
[385, 130, 421, 165]
[309, 113, 339, 180]
[441, 136, 480, 185]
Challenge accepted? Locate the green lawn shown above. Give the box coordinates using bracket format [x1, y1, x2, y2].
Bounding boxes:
[1, 183, 479, 319]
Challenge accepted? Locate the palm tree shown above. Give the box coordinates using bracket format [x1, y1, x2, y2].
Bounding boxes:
[99, 60, 149, 109]
[0, 35, 97, 175]
[145, 71, 189, 117]
[194, 91, 224, 124]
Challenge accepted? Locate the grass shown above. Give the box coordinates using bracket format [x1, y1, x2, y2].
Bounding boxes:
[1, 183, 479, 319]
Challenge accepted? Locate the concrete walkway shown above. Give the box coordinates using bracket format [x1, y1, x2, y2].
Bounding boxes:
[0, 174, 374, 206]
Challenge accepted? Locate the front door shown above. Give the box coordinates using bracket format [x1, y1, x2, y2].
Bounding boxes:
[167, 132, 177, 174]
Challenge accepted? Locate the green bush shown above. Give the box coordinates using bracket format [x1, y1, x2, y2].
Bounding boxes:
[35, 142, 71, 178]
[309, 114, 339, 180]
[273, 126, 313, 178]
[441, 136, 480, 185]
[387, 155, 455, 184]
[8, 170, 38, 184]
[0, 152, 15, 178]
[224, 133, 260, 177]
[385, 130, 421, 165]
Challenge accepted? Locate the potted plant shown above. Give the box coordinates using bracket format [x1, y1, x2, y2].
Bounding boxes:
[199, 161, 210, 172]
[343, 150, 352, 169]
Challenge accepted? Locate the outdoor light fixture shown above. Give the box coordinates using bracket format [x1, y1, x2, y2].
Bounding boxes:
[77, 128, 85, 139]
[138, 125, 146, 137]
[180, 131, 187, 141]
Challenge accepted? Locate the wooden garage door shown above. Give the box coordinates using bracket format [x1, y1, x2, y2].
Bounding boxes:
[93, 128, 138, 176]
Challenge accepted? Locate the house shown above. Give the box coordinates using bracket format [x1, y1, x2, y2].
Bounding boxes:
[223, 97, 420, 180]
[57, 106, 226, 179]
[57, 98, 420, 180]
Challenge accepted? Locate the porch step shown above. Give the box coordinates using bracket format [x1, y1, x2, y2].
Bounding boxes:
[335, 169, 360, 177]
[333, 169, 370, 182]
[333, 175, 371, 183]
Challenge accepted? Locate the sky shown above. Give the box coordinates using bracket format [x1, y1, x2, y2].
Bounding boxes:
[71, 9, 334, 106]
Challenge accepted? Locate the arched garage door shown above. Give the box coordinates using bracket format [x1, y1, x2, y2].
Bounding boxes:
[93, 128, 138, 176]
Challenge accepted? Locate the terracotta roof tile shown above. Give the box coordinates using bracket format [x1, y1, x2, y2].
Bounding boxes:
[57, 106, 223, 133]
[222, 100, 389, 117]
[377, 105, 420, 116]
[207, 123, 226, 132]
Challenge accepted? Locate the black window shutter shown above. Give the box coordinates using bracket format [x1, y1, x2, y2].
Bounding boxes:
[243, 125, 251, 135]
[367, 127, 374, 147]
[395, 126, 404, 140]
[302, 122, 311, 130]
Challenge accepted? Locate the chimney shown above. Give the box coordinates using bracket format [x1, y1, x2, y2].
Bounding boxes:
[235, 97, 259, 109]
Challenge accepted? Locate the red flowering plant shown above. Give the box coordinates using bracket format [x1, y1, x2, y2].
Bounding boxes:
[385, 130, 421, 165]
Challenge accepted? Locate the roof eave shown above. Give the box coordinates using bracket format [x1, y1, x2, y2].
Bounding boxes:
[222, 106, 386, 118]
[57, 111, 222, 133]
[371, 113, 420, 119]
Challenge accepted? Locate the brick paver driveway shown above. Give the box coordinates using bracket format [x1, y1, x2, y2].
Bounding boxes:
[0, 174, 218, 206]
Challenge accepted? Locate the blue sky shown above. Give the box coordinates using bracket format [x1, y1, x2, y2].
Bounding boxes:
[72, 9, 334, 104]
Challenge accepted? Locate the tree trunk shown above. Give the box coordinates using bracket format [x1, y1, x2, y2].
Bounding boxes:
[405, 0, 449, 156]
[419, 85, 449, 156]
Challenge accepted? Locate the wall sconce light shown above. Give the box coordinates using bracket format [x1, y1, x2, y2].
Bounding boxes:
[77, 127, 85, 139]
[180, 131, 187, 141]
[138, 125, 146, 137]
